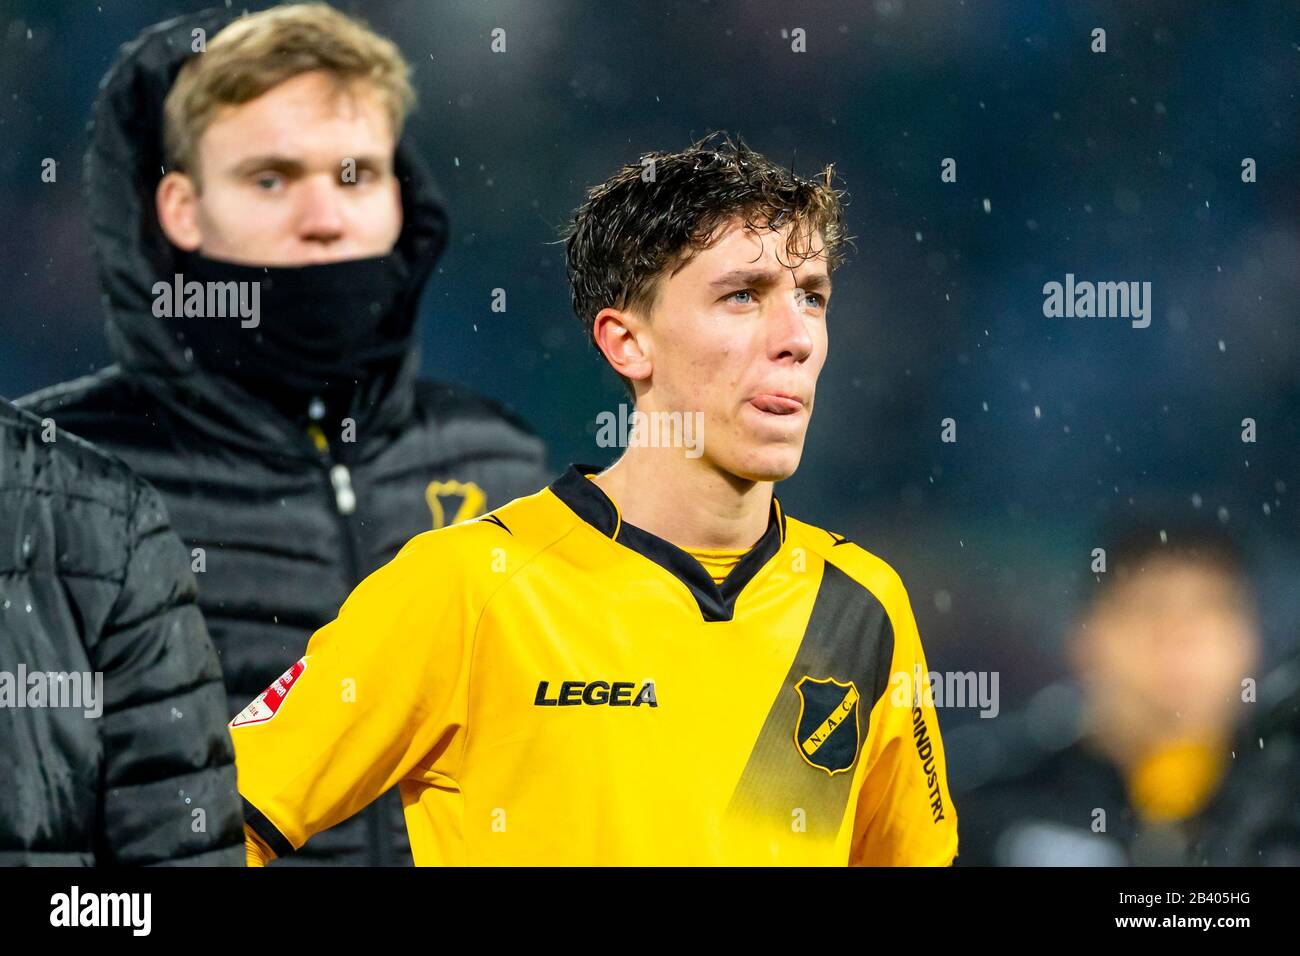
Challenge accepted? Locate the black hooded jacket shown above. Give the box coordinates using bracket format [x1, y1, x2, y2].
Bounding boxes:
[0, 400, 244, 866]
[19, 10, 550, 865]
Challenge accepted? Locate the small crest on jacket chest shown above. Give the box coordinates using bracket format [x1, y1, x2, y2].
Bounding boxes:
[425, 479, 486, 529]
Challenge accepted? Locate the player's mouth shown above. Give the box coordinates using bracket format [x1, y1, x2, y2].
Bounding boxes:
[748, 393, 805, 416]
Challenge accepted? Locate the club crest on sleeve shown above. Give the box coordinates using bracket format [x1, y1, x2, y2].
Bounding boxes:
[793, 676, 861, 776]
[230, 658, 307, 728]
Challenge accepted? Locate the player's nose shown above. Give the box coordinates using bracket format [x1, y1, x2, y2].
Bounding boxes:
[767, 288, 816, 363]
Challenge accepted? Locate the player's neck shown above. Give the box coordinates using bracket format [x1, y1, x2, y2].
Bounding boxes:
[590, 446, 772, 552]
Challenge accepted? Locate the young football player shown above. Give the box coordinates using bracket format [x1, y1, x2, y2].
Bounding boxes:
[233, 134, 959, 866]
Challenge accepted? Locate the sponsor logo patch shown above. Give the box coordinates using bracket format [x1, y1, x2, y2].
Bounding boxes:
[230, 659, 306, 728]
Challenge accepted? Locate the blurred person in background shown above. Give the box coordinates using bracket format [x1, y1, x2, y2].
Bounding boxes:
[956, 514, 1299, 865]
[0, 399, 242, 866]
[18, 4, 550, 866]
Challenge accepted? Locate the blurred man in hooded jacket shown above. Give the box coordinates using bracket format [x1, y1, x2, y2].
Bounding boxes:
[19, 4, 550, 866]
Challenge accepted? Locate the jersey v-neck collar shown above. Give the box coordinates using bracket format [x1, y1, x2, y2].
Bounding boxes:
[548, 463, 787, 623]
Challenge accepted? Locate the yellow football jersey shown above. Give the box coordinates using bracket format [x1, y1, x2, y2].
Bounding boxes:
[231, 464, 959, 865]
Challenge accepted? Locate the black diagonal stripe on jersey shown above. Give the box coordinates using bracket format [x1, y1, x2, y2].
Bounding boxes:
[726, 560, 895, 838]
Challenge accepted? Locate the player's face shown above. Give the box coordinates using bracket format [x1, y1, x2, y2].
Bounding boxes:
[646, 220, 830, 482]
[159, 70, 402, 266]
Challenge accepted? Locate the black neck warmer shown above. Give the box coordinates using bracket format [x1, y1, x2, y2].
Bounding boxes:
[174, 251, 414, 427]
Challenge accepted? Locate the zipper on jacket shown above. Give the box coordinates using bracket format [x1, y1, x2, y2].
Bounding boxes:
[307, 423, 364, 583]
[307, 418, 391, 867]
[329, 463, 357, 515]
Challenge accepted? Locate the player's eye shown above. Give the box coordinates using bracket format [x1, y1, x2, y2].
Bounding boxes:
[725, 289, 756, 305]
[802, 291, 827, 309]
[252, 172, 284, 192]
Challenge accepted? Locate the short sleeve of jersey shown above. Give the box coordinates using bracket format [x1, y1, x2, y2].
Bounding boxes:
[850, 579, 959, 866]
[230, 529, 475, 854]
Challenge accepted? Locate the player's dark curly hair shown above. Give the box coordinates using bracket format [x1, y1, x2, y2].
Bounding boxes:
[562, 132, 850, 394]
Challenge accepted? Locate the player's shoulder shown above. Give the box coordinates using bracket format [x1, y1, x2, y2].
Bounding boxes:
[784, 513, 914, 612]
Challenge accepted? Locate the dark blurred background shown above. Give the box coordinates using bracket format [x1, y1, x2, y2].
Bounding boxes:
[2, 0, 1298, 810]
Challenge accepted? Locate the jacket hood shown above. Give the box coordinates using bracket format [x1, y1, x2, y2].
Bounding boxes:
[86, 8, 449, 458]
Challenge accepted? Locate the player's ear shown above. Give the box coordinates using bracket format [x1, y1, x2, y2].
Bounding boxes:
[593, 306, 652, 387]
[156, 171, 203, 251]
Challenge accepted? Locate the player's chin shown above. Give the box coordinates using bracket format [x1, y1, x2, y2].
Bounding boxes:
[727, 440, 805, 483]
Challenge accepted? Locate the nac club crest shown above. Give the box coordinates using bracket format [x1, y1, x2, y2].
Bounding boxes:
[793, 676, 861, 776]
